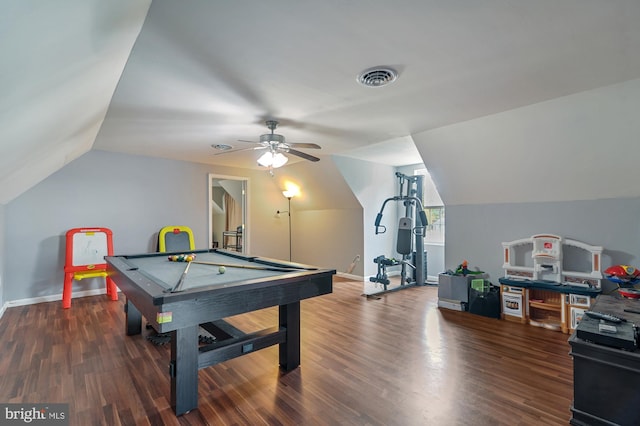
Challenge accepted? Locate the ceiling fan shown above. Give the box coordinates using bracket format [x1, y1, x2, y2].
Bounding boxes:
[215, 120, 321, 170]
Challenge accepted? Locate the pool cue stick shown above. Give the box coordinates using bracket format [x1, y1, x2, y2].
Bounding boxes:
[168, 260, 192, 293]
[190, 260, 305, 272]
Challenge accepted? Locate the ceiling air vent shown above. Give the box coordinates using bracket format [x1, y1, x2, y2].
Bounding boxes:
[211, 144, 233, 151]
[357, 66, 398, 88]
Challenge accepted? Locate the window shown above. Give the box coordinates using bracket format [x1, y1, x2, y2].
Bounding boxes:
[415, 168, 444, 244]
[424, 206, 445, 244]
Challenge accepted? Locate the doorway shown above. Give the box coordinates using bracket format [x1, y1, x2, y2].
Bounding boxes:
[208, 174, 249, 253]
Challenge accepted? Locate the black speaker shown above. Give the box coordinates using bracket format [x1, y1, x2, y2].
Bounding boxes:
[468, 287, 501, 319]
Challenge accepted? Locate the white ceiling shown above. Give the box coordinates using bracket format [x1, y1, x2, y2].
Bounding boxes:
[3, 1, 640, 202]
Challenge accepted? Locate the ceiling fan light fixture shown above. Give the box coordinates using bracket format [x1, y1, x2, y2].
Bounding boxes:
[257, 151, 289, 168]
[272, 152, 289, 168]
[357, 66, 398, 87]
[257, 151, 273, 167]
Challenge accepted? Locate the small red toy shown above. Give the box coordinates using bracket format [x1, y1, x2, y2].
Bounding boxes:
[605, 264, 640, 286]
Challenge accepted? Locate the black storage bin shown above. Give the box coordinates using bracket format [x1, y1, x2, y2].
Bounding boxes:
[468, 286, 501, 318]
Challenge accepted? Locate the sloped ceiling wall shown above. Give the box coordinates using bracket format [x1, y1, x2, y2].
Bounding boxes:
[0, 1, 151, 204]
[414, 78, 640, 206]
[3, 1, 640, 210]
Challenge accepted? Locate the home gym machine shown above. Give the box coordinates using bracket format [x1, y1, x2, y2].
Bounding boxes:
[371, 172, 429, 293]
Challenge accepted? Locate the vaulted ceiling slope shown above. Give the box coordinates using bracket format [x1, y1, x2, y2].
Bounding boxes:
[0, 0, 151, 204]
[3, 1, 640, 205]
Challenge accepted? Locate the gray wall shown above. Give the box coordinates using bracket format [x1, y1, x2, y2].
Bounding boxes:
[334, 156, 395, 277]
[294, 208, 364, 273]
[4, 150, 212, 302]
[240, 157, 362, 271]
[0, 204, 5, 308]
[415, 79, 640, 207]
[425, 243, 445, 279]
[446, 198, 640, 285]
[2, 149, 364, 305]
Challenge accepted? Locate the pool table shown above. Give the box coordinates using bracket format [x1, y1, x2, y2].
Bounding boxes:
[105, 249, 335, 416]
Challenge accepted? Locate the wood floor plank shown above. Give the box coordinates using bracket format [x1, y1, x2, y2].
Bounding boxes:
[0, 278, 575, 425]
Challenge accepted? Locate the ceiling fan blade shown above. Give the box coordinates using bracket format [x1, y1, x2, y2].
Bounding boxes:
[288, 149, 320, 162]
[287, 142, 321, 149]
[212, 147, 256, 156]
[236, 139, 262, 145]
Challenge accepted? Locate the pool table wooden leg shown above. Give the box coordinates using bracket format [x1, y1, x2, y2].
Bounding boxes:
[124, 299, 142, 336]
[170, 325, 199, 416]
[279, 301, 300, 371]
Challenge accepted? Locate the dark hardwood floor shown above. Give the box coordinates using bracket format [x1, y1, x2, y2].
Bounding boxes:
[0, 277, 574, 425]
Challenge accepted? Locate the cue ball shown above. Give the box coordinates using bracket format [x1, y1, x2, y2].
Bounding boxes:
[218, 266, 226, 274]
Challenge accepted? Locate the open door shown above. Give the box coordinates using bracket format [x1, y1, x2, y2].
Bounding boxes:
[208, 174, 248, 253]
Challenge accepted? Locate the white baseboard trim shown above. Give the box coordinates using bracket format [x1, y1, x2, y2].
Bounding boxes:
[336, 272, 363, 281]
[3, 288, 115, 310]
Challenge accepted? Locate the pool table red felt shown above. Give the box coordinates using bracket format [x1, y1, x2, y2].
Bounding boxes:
[105, 249, 335, 416]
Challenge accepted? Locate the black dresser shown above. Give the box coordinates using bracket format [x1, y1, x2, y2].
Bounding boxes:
[569, 293, 640, 426]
